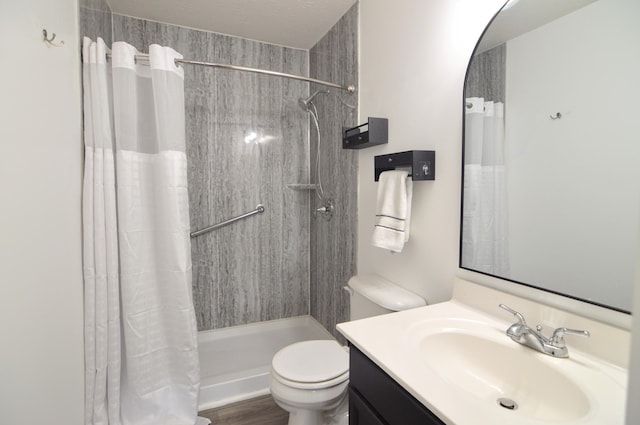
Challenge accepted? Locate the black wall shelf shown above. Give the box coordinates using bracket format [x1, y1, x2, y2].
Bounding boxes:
[374, 150, 436, 181]
[342, 117, 388, 149]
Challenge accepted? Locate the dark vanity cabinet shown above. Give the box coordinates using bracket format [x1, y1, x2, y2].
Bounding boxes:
[349, 346, 446, 425]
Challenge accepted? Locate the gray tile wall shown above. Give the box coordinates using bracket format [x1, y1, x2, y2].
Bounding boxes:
[79, 0, 112, 44]
[113, 15, 311, 330]
[465, 44, 506, 102]
[309, 4, 359, 342]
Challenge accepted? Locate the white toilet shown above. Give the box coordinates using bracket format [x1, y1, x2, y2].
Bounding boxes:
[270, 274, 426, 425]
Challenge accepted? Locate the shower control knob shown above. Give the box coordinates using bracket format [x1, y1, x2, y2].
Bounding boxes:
[315, 199, 335, 221]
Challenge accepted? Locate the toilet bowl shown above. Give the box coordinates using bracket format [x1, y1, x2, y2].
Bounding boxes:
[270, 274, 426, 425]
[270, 340, 349, 425]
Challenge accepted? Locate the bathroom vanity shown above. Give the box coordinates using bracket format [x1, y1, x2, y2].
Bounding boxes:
[349, 345, 444, 425]
[337, 278, 629, 425]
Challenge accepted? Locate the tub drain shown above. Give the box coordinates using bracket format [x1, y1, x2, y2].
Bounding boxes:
[497, 397, 518, 410]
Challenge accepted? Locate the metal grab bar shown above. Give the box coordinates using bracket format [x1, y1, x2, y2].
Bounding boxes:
[190, 204, 265, 238]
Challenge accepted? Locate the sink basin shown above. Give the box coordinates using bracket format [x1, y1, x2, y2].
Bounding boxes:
[419, 330, 589, 421]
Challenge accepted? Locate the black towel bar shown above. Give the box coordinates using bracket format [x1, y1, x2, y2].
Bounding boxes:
[374, 150, 436, 181]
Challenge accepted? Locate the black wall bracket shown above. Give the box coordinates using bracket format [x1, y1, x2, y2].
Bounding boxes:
[342, 117, 388, 149]
[374, 150, 436, 181]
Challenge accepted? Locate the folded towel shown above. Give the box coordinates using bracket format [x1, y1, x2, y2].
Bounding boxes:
[371, 170, 413, 253]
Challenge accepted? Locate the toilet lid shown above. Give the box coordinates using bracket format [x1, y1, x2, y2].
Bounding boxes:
[272, 340, 348, 383]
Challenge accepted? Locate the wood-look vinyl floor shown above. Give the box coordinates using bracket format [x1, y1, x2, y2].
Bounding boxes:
[199, 395, 289, 425]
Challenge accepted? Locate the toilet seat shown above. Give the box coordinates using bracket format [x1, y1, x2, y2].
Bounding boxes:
[272, 340, 349, 390]
[272, 369, 349, 390]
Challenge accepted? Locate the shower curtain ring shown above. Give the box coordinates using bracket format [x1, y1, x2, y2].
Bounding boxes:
[550, 112, 562, 120]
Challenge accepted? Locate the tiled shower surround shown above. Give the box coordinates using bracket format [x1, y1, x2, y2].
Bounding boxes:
[79, 0, 112, 45]
[309, 6, 359, 342]
[113, 14, 312, 329]
[81, 0, 358, 338]
[465, 44, 505, 102]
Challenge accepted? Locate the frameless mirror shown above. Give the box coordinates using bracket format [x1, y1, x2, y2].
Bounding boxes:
[460, 0, 640, 313]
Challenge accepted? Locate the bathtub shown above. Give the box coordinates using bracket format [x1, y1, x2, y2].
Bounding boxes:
[197, 315, 335, 411]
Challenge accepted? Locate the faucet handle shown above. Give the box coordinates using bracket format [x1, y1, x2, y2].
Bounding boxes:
[550, 327, 590, 346]
[499, 304, 526, 325]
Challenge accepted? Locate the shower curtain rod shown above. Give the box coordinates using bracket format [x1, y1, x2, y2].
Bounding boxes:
[107, 53, 356, 93]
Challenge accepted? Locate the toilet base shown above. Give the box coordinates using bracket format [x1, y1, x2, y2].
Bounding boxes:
[286, 409, 323, 425]
[276, 397, 348, 425]
[324, 395, 349, 425]
[271, 383, 349, 425]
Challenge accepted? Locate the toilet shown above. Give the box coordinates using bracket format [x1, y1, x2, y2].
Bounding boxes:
[270, 274, 426, 425]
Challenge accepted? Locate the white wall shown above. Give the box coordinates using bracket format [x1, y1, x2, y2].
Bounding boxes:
[0, 1, 84, 424]
[358, 0, 504, 303]
[359, 1, 640, 423]
[504, 0, 640, 311]
[627, 203, 640, 422]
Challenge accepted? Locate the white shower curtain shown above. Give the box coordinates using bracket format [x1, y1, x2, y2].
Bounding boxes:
[82, 37, 199, 425]
[462, 97, 510, 276]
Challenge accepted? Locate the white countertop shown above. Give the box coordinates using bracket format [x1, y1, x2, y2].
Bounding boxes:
[337, 299, 628, 425]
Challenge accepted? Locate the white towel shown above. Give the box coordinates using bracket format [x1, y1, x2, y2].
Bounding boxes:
[371, 170, 413, 252]
[195, 417, 211, 425]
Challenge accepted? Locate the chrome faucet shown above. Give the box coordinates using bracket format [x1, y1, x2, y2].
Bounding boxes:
[499, 304, 590, 358]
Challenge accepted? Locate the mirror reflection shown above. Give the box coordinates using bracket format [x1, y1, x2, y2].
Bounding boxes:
[461, 0, 640, 312]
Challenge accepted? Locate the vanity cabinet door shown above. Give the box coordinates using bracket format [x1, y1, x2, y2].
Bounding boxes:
[349, 346, 445, 425]
[349, 388, 388, 425]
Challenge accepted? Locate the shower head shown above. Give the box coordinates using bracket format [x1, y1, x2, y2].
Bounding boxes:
[298, 90, 330, 112]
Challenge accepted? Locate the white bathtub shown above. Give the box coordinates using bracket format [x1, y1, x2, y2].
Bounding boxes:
[197, 315, 335, 411]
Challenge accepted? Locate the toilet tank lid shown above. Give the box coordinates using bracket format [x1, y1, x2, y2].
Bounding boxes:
[347, 274, 427, 311]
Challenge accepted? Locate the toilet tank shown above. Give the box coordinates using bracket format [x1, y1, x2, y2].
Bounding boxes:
[346, 274, 426, 321]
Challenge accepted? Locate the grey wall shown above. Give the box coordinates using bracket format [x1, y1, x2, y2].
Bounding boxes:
[79, 0, 112, 45]
[309, 4, 359, 341]
[113, 15, 311, 330]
